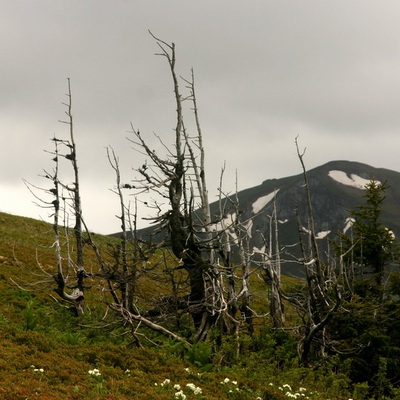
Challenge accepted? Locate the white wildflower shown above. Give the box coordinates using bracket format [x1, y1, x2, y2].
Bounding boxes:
[88, 368, 101, 377]
[161, 378, 171, 387]
[174, 384, 181, 390]
[186, 383, 202, 395]
[175, 390, 187, 400]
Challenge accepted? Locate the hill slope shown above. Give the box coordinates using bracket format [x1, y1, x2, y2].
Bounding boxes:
[0, 213, 283, 399]
[0, 186, 395, 399]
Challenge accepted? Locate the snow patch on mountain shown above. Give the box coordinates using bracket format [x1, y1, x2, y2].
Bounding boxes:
[209, 212, 239, 245]
[343, 217, 355, 233]
[207, 212, 254, 245]
[252, 245, 266, 254]
[252, 190, 279, 214]
[209, 212, 236, 233]
[328, 170, 379, 189]
[245, 219, 253, 239]
[316, 230, 331, 239]
[301, 226, 331, 239]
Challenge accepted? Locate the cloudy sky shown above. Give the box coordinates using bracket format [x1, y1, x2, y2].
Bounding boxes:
[2, 1, 400, 234]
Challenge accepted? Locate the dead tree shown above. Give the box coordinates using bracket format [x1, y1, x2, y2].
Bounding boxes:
[212, 169, 256, 338]
[49, 140, 85, 315]
[28, 79, 88, 315]
[129, 69, 208, 331]
[253, 190, 285, 329]
[23, 129, 86, 315]
[106, 147, 138, 312]
[182, 71, 246, 340]
[290, 137, 342, 365]
[102, 147, 159, 315]
[53, 78, 88, 314]
[269, 192, 285, 328]
[127, 33, 241, 341]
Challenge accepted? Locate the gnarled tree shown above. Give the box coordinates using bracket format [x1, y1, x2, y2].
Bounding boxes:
[126, 33, 246, 342]
[287, 138, 342, 365]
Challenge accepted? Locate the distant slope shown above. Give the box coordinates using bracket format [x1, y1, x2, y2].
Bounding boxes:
[230, 160, 400, 275]
[133, 160, 400, 277]
[242, 160, 400, 241]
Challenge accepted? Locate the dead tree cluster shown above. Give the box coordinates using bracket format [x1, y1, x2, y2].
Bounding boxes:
[24, 34, 378, 368]
[121, 33, 255, 343]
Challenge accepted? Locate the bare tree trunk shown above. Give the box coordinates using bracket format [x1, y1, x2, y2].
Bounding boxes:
[295, 137, 323, 287]
[107, 147, 137, 312]
[269, 192, 285, 328]
[48, 137, 85, 315]
[293, 137, 342, 365]
[58, 78, 86, 314]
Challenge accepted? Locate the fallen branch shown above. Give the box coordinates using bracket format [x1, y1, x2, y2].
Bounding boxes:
[109, 303, 192, 349]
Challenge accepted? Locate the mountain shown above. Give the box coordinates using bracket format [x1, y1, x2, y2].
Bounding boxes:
[225, 160, 400, 274]
[134, 160, 400, 277]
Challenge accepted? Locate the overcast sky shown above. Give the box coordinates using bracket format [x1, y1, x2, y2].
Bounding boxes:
[2, 1, 400, 234]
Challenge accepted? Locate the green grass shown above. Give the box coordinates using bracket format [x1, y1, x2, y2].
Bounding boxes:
[0, 211, 358, 399]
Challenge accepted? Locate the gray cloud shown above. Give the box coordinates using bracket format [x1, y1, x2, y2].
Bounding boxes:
[2, 0, 400, 233]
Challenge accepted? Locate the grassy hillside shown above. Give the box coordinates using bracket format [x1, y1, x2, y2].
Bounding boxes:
[0, 212, 359, 399]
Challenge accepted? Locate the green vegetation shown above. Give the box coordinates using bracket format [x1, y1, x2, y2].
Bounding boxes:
[1, 209, 400, 400]
[338, 179, 399, 296]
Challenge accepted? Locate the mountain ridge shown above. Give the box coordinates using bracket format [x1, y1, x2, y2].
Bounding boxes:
[134, 160, 400, 276]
